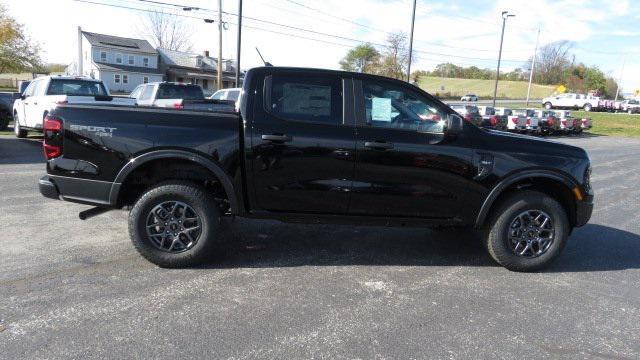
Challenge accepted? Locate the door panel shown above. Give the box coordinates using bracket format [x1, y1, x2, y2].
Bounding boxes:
[350, 78, 484, 221]
[248, 73, 356, 214]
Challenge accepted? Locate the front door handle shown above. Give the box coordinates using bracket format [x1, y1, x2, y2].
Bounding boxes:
[364, 141, 394, 150]
[261, 134, 291, 142]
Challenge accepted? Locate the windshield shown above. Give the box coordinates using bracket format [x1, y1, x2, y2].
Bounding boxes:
[157, 84, 204, 100]
[47, 79, 108, 96]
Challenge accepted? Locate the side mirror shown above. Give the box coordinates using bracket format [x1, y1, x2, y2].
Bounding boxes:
[20, 94, 26, 100]
[445, 114, 463, 135]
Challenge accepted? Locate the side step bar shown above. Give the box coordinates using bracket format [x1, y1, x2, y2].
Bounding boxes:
[79, 206, 111, 220]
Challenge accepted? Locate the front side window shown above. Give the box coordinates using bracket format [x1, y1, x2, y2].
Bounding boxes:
[267, 75, 341, 125]
[362, 79, 446, 133]
[140, 85, 154, 101]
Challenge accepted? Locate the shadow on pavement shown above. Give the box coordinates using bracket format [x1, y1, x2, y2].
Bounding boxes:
[199, 221, 639, 272]
[0, 133, 45, 165]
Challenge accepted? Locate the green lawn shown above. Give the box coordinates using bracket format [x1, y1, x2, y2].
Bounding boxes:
[418, 76, 556, 99]
[573, 111, 640, 137]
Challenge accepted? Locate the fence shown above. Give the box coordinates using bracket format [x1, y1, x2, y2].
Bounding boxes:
[0, 78, 19, 89]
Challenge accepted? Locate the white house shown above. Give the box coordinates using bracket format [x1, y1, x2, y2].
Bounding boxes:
[66, 27, 163, 93]
[158, 48, 241, 96]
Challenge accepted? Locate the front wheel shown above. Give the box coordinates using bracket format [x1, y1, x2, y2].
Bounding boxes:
[485, 191, 570, 272]
[544, 102, 552, 110]
[583, 104, 592, 112]
[128, 181, 226, 268]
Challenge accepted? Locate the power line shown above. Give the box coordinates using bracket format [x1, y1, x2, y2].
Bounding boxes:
[74, 0, 530, 63]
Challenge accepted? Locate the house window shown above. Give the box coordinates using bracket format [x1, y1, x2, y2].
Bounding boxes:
[143, 76, 149, 84]
[116, 53, 122, 64]
[123, 74, 128, 84]
[143, 57, 149, 67]
[100, 51, 107, 62]
[128, 55, 134, 65]
[114, 74, 121, 84]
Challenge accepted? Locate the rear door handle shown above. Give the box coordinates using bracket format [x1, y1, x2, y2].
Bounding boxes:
[261, 134, 291, 142]
[364, 141, 394, 150]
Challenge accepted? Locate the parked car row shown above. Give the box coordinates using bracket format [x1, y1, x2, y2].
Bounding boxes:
[542, 92, 640, 114]
[451, 104, 591, 136]
[10, 75, 236, 138]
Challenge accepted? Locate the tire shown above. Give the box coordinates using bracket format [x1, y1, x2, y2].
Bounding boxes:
[583, 104, 592, 112]
[629, 109, 633, 115]
[128, 180, 225, 268]
[13, 112, 27, 138]
[484, 190, 570, 272]
[544, 102, 552, 110]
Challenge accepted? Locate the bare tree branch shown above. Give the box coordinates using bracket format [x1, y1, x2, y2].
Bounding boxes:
[138, 9, 193, 52]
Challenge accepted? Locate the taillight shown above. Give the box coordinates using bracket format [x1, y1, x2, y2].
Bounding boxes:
[526, 117, 531, 125]
[173, 103, 184, 109]
[490, 115, 498, 126]
[547, 116, 555, 126]
[511, 117, 518, 124]
[43, 115, 63, 160]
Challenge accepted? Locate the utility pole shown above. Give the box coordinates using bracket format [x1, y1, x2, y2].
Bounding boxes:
[492, 11, 515, 107]
[406, 0, 417, 82]
[526, 27, 540, 106]
[615, 54, 626, 101]
[235, 0, 242, 87]
[217, 0, 223, 90]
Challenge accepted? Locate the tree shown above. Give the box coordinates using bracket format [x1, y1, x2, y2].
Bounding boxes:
[0, 4, 42, 73]
[531, 40, 573, 85]
[377, 32, 410, 80]
[139, 9, 193, 52]
[339, 43, 380, 73]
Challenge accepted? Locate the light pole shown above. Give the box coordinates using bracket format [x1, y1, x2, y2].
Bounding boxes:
[235, 0, 243, 87]
[406, 0, 417, 82]
[217, 0, 223, 90]
[492, 11, 515, 107]
[525, 27, 540, 107]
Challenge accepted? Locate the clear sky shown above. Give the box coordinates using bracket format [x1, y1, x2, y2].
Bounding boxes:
[3, 0, 639, 93]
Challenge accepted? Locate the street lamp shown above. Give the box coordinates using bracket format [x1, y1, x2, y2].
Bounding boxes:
[492, 11, 515, 107]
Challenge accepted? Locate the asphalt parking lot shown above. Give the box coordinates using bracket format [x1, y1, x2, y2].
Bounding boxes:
[1, 133, 639, 359]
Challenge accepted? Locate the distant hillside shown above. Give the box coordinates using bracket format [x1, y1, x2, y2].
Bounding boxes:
[418, 76, 556, 99]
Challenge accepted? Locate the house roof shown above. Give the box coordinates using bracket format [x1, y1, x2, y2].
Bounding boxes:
[82, 31, 157, 54]
[158, 48, 236, 74]
[94, 62, 163, 75]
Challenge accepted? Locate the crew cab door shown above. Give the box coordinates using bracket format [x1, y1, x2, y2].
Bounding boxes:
[349, 77, 482, 221]
[24, 79, 47, 128]
[247, 71, 356, 214]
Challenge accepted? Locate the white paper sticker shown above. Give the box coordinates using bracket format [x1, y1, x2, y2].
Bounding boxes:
[371, 97, 392, 122]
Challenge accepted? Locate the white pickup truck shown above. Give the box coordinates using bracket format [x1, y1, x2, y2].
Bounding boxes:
[12, 76, 133, 138]
[542, 93, 600, 112]
[129, 82, 235, 112]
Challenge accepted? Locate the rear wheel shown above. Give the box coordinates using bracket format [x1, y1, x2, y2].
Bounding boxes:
[128, 181, 226, 268]
[13, 113, 27, 138]
[544, 102, 552, 110]
[485, 191, 570, 272]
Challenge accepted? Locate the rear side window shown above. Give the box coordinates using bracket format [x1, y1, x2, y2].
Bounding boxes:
[47, 79, 107, 96]
[157, 84, 204, 100]
[266, 75, 341, 124]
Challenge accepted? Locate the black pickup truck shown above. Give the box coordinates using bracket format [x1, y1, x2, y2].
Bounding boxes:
[39, 67, 593, 272]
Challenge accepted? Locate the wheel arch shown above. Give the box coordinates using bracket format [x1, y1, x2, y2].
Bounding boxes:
[475, 170, 579, 229]
[109, 149, 240, 214]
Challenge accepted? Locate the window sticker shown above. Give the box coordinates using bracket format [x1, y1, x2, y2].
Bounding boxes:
[371, 97, 392, 122]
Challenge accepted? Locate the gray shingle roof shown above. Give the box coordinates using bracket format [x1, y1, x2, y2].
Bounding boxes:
[94, 62, 163, 75]
[83, 31, 157, 54]
[158, 48, 236, 73]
